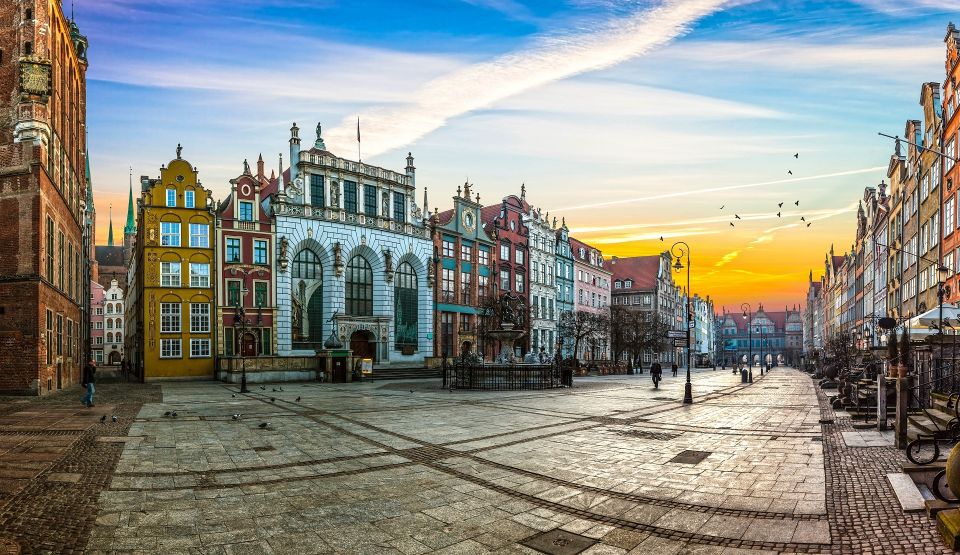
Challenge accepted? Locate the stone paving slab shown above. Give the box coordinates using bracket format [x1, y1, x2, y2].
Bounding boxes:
[0, 369, 952, 553]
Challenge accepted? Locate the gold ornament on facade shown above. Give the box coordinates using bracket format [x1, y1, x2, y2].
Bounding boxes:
[19, 60, 52, 98]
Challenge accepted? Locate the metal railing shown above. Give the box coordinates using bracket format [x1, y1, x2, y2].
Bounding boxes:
[444, 358, 572, 390]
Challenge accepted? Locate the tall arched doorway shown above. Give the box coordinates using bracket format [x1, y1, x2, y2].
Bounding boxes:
[108, 351, 121, 365]
[350, 330, 376, 362]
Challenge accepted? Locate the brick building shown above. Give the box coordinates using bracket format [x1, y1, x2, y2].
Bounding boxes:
[216, 156, 276, 360]
[0, 1, 89, 393]
[569, 236, 611, 360]
[481, 188, 531, 355]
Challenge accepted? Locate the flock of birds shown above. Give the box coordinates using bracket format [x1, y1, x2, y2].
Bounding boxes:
[657, 152, 813, 241]
[725, 153, 812, 229]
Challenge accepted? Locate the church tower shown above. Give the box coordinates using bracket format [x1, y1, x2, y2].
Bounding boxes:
[123, 170, 137, 265]
[107, 204, 115, 246]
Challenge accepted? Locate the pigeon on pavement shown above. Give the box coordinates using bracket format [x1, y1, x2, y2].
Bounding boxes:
[232, 414, 240, 421]
[163, 411, 171, 417]
[295, 396, 301, 403]
[100, 415, 106, 423]
[258, 422, 269, 429]
[171, 412, 178, 418]
[112, 415, 118, 423]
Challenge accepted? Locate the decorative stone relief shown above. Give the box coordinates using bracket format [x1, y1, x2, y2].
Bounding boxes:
[427, 257, 435, 288]
[384, 249, 393, 283]
[333, 242, 343, 277]
[278, 236, 289, 272]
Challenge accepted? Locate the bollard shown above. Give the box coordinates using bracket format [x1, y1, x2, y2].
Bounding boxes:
[877, 373, 887, 431]
[741, 368, 748, 383]
[895, 375, 911, 449]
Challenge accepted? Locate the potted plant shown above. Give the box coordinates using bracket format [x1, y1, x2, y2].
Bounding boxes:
[887, 329, 900, 378]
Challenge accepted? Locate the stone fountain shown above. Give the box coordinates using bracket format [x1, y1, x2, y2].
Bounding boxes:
[486, 293, 527, 363]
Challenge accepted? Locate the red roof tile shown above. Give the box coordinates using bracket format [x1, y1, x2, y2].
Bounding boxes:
[569, 236, 600, 261]
[609, 255, 660, 290]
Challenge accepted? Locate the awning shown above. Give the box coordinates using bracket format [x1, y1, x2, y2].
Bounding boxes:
[907, 303, 960, 336]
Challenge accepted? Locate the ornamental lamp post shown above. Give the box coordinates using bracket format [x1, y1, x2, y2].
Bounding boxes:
[741, 302, 753, 383]
[235, 286, 250, 393]
[671, 241, 693, 404]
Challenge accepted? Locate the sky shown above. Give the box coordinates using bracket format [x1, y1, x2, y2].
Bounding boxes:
[78, 0, 960, 311]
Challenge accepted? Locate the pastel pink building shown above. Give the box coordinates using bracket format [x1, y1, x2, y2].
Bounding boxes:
[90, 281, 105, 364]
[569, 237, 612, 359]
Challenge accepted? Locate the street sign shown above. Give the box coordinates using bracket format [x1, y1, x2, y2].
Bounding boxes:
[688, 321, 695, 329]
[667, 330, 685, 338]
[673, 339, 686, 347]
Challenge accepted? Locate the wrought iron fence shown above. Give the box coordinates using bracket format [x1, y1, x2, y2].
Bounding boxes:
[444, 358, 572, 390]
[912, 354, 960, 410]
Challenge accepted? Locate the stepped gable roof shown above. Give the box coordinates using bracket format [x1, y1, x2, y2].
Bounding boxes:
[95, 246, 125, 268]
[609, 255, 660, 290]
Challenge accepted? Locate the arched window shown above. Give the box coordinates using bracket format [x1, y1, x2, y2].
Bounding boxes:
[292, 248, 321, 279]
[106, 303, 113, 314]
[394, 262, 417, 350]
[106, 332, 113, 343]
[346, 256, 373, 316]
[291, 248, 322, 349]
[106, 318, 113, 329]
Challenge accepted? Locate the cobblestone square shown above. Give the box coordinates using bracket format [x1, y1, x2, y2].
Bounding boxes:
[0, 369, 952, 553]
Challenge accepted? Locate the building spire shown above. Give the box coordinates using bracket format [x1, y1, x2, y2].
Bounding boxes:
[422, 186, 428, 217]
[124, 168, 136, 235]
[107, 204, 115, 246]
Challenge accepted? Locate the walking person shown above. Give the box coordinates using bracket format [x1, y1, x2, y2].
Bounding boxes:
[81, 360, 96, 408]
[671, 362, 678, 377]
[651, 359, 662, 388]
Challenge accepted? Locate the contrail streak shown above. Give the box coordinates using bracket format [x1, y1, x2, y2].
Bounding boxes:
[327, 0, 729, 157]
[555, 166, 887, 212]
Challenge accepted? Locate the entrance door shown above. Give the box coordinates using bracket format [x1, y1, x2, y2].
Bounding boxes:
[350, 330, 376, 362]
[241, 333, 257, 357]
[56, 362, 62, 390]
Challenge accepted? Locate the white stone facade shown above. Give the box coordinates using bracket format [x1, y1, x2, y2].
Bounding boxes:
[525, 208, 557, 355]
[103, 279, 125, 365]
[272, 124, 433, 366]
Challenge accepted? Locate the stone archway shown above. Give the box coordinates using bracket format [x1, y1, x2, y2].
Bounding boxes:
[350, 330, 376, 362]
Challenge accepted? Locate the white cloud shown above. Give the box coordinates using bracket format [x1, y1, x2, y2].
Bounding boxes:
[556, 166, 886, 212]
[325, 0, 731, 157]
[716, 250, 740, 267]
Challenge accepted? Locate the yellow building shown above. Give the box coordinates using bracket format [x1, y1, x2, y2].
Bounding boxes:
[126, 146, 215, 379]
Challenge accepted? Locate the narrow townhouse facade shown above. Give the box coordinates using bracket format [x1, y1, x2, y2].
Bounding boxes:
[569, 237, 611, 360]
[481, 189, 531, 355]
[125, 148, 216, 380]
[432, 184, 496, 359]
[216, 156, 276, 361]
[526, 206, 558, 356]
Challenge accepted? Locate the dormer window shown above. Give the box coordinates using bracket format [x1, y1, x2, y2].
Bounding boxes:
[615, 281, 622, 289]
[625, 280, 632, 288]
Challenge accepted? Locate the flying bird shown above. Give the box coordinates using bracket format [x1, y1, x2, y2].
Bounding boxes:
[258, 422, 269, 429]
[800, 216, 806, 222]
[659, 236, 664, 242]
[735, 214, 741, 219]
[794, 153, 799, 158]
[778, 202, 783, 208]
[777, 212, 781, 218]
[720, 205, 725, 209]
[729, 222, 735, 227]
[807, 222, 812, 227]
[795, 200, 799, 206]
[787, 170, 793, 175]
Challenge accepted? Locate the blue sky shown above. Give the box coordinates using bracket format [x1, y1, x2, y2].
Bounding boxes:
[81, 0, 960, 308]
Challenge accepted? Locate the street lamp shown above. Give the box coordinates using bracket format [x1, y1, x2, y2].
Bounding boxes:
[741, 302, 753, 383]
[671, 241, 693, 404]
[235, 286, 250, 393]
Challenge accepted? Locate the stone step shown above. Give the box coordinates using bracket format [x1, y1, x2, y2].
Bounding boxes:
[887, 472, 927, 512]
[938, 508, 960, 550]
[927, 499, 956, 518]
[909, 414, 945, 437]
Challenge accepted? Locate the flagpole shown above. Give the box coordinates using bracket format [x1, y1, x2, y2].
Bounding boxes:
[357, 117, 361, 163]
